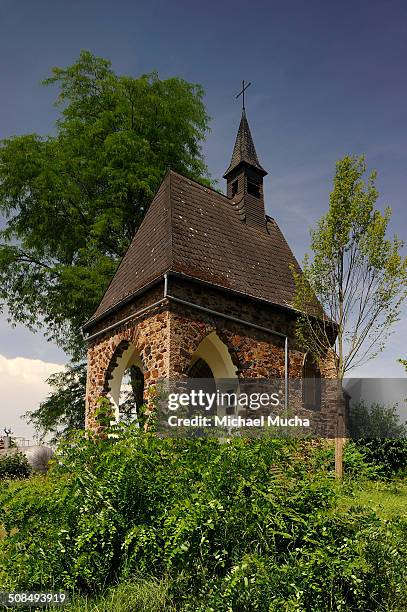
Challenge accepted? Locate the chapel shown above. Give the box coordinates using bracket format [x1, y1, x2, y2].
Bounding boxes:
[82, 106, 336, 430]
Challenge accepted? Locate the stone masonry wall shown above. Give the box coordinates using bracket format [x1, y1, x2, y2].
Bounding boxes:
[85, 275, 338, 433]
[85, 303, 170, 431]
[167, 276, 303, 378]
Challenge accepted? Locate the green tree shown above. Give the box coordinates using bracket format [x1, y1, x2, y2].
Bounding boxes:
[292, 155, 407, 380]
[0, 51, 211, 360]
[293, 155, 407, 478]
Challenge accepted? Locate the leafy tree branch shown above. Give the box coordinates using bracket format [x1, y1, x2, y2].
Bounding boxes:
[0, 50, 211, 360]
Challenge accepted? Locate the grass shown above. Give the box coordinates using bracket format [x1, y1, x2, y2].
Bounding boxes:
[339, 476, 407, 519]
[1, 467, 407, 611]
[1, 580, 175, 612]
[61, 580, 175, 612]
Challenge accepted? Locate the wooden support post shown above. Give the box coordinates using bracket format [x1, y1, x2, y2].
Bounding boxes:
[335, 436, 344, 478]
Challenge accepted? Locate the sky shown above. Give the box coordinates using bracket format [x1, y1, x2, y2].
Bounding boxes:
[0, 0, 406, 437]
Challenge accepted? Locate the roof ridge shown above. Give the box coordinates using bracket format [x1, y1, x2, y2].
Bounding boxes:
[168, 169, 232, 205]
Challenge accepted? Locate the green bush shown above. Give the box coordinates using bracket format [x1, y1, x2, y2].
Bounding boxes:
[349, 401, 407, 439]
[1, 429, 407, 611]
[349, 401, 407, 477]
[354, 438, 407, 478]
[0, 452, 31, 480]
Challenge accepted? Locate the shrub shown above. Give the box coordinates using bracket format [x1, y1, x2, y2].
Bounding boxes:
[349, 401, 407, 439]
[346, 401, 407, 478]
[354, 438, 407, 478]
[1, 428, 406, 610]
[0, 452, 31, 480]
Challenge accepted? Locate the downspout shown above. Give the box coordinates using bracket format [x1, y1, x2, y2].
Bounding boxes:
[164, 272, 168, 298]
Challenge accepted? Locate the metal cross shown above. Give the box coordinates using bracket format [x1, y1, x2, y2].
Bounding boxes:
[236, 80, 251, 111]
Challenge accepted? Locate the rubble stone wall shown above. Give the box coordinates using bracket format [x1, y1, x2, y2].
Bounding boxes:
[85, 276, 337, 433]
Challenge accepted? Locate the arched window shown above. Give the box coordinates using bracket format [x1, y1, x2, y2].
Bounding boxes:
[104, 341, 144, 424]
[119, 365, 144, 422]
[302, 352, 321, 411]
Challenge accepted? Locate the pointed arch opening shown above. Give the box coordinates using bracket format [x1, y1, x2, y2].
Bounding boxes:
[189, 331, 238, 381]
[188, 331, 238, 417]
[105, 342, 145, 423]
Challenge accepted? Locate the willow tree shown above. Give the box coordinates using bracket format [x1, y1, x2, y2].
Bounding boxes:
[292, 155, 407, 475]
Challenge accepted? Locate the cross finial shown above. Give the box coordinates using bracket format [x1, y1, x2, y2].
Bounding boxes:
[236, 80, 251, 111]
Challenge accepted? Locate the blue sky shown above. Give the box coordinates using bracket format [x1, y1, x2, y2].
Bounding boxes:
[0, 0, 406, 436]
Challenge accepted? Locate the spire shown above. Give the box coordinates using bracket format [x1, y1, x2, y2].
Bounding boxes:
[223, 109, 267, 179]
[223, 106, 268, 230]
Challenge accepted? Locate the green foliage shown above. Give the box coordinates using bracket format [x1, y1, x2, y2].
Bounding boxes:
[1, 432, 407, 610]
[341, 479, 407, 520]
[0, 50, 211, 359]
[342, 441, 380, 479]
[292, 155, 407, 378]
[26, 363, 87, 442]
[349, 400, 407, 439]
[0, 452, 31, 480]
[94, 395, 116, 428]
[309, 440, 380, 480]
[354, 438, 407, 478]
[347, 401, 407, 477]
[399, 358, 407, 372]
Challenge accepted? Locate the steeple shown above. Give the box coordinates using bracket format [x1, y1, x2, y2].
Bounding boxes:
[223, 109, 267, 179]
[224, 109, 268, 230]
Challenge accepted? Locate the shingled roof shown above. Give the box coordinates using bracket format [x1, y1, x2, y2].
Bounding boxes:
[84, 170, 303, 328]
[223, 109, 267, 178]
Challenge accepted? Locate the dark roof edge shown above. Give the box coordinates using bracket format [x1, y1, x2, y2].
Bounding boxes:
[82, 275, 166, 333]
[223, 158, 268, 180]
[168, 170, 175, 271]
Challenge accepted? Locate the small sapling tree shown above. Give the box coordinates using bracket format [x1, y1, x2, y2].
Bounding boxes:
[292, 155, 407, 475]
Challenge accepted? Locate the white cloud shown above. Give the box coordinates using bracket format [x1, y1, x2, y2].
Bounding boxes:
[0, 354, 64, 439]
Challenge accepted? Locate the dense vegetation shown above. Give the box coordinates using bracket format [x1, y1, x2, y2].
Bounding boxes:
[1, 428, 407, 611]
[0, 452, 31, 480]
